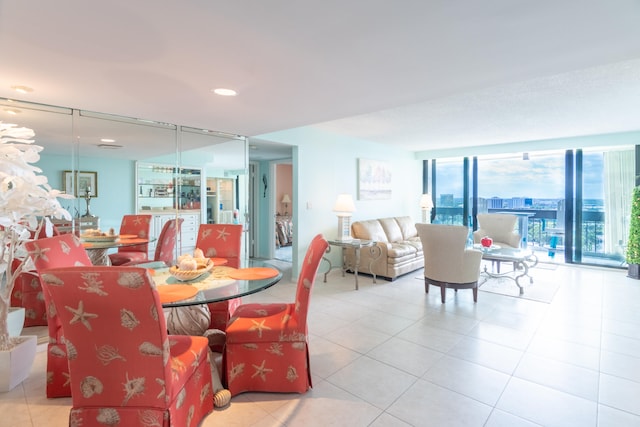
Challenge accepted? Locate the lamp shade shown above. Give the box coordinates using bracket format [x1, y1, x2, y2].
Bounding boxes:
[281, 194, 291, 204]
[420, 193, 434, 209]
[333, 194, 356, 214]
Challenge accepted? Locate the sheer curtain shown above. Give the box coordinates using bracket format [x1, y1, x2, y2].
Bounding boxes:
[603, 149, 634, 256]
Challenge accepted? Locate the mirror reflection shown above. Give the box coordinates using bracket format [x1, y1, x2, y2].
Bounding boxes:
[0, 97, 248, 260]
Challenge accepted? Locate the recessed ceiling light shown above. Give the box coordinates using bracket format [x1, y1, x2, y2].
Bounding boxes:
[212, 88, 237, 96]
[100, 138, 116, 143]
[11, 85, 34, 94]
[3, 108, 21, 115]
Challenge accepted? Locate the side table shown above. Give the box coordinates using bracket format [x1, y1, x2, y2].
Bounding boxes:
[323, 239, 381, 290]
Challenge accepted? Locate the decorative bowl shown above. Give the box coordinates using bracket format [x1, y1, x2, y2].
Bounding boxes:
[169, 259, 213, 281]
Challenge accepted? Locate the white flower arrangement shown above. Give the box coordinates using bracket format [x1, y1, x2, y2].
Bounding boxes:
[0, 122, 72, 351]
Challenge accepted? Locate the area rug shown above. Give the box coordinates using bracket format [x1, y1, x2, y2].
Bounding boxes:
[478, 273, 560, 303]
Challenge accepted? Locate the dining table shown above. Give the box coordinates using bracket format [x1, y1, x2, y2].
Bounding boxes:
[81, 234, 155, 265]
[140, 259, 283, 336]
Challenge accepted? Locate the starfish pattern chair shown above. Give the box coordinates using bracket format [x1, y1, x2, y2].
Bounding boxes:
[108, 214, 152, 266]
[24, 234, 93, 398]
[223, 233, 328, 396]
[126, 218, 183, 266]
[416, 223, 483, 303]
[11, 223, 61, 327]
[39, 266, 214, 426]
[196, 224, 243, 343]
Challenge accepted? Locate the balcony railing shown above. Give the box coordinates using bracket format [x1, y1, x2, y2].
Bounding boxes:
[433, 207, 623, 266]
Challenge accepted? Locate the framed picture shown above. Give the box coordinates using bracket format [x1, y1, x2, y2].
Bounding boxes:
[358, 158, 392, 200]
[62, 171, 98, 197]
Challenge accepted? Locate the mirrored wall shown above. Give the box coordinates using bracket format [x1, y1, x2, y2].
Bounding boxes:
[0, 97, 248, 249]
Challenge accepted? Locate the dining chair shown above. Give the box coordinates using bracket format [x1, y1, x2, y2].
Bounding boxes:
[108, 214, 152, 266]
[223, 233, 328, 396]
[416, 223, 483, 303]
[24, 234, 93, 398]
[125, 218, 183, 266]
[39, 266, 214, 426]
[195, 224, 243, 345]
[11, 222, 62, 327]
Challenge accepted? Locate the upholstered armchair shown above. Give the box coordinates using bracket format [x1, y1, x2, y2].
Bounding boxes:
[108, 214, 152, 266]
[196, 224, 243, 345]
[416, 224, 483, 303]
[473, 213, 521, 248]
[39, 266, 214, 426]
[24, 234, 93, 398]
[223, 234, 328, 396]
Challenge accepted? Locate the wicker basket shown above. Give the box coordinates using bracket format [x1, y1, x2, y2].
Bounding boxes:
[169, 260, 213, 282]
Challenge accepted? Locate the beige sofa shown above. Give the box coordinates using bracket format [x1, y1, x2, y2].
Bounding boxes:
[345, 216, 423, 281]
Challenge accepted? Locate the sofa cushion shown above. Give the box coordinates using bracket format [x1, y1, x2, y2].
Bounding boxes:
[351, 219, 389, 242]
[387, 243, 419, 258]
[379, 217, 404, 243]
[396, 216, 418, 240]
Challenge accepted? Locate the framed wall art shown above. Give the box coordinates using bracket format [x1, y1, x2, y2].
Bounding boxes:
[358, 158, 391, 200]
[62, 170, 98, 197]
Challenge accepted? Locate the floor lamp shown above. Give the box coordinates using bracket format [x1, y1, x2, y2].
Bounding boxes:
[420, 193, 434, 223]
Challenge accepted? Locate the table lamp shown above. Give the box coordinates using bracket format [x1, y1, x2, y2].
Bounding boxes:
[281, 193, 291, 215]
[333, 194, 356, 241]
[420, 193, 434, 223]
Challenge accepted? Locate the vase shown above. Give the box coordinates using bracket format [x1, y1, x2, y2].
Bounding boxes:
[0, 335, 37, 392]
[8, 307, 26, 338]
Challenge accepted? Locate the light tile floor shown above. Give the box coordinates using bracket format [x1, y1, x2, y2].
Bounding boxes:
[3, 262, 640, 426]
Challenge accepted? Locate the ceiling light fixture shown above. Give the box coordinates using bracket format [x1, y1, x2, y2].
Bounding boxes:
[212, 88, 237, 96]
[100, 138, 116, 143]
[11, 85, 34, 94]
[3, 108, 21, 115]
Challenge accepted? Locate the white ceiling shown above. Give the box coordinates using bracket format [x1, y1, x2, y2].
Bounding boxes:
[1, 0, 640, 155]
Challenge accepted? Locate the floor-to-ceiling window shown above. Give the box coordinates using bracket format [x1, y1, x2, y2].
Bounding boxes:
[428, 145, 635, 269]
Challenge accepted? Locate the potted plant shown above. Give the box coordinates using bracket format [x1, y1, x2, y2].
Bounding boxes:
[0, 122, 71, 391]
[627, 186, 640, 279]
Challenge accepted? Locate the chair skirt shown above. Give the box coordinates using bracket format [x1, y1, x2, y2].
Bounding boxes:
[67, 335, 213, 426]
[223, 303, 312, 396]
[46, 341, 72, 398]
[11, 271, 47, 327]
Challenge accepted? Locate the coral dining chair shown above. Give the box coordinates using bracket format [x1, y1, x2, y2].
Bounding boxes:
[108, 214, 152, 266]
[195, 224, 243, 339]
[11, 222, 61, 327]
[223, 233, 328, 396]
[125, 218, 183, 266]
[24, 234, 93, 398]
[39, 266, 214, 426]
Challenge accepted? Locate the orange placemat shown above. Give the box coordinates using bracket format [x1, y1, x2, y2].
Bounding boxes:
[156, 285, 198, 303]
[227, 267, 279, 280]
[209, 257, 228, 266]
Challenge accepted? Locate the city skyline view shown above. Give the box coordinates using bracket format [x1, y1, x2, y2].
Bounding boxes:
[436, 152, 606, 200]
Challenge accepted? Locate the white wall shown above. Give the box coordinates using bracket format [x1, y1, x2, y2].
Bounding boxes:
[259, 127, 422, 278]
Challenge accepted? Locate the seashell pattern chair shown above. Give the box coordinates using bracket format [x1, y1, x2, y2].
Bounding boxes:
[108, 214, 152, 266]
[24, 233, 93, 398]
[11, 223, 61, 327]
[223, 233, 328, 396]
[195, 224, 243, 345]
[39, 266, 214, 426]
[125, 218, 183, 266]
